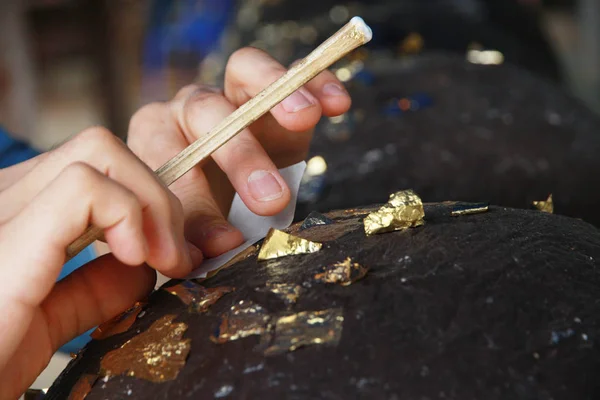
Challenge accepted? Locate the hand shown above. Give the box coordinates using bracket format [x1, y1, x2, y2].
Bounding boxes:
[0, 128, 197, 399]
[128, 47, 351, 258]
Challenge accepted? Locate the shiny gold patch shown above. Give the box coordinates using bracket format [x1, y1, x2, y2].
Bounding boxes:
[533, 194, 554, 214]
[165, 281, 234, 313]
[264, 283, 303, 305]
[263, 309, 344, 356]
[257, 228, 322, 261]
[451, 203, 489, 217]
[91, 302, 145, 340]
[314, 257, 369, 286]
[100, 314, 190, 383]
[68, 374, 98, 400]
[364, 189, 425, 235]
[210, 301, 271, 344]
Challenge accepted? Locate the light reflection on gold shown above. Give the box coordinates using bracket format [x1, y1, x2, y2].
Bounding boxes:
[91, 302, 145, 340]
[451, 203, 489, 217]
[263, 309, 344, 356]
[165, 281, 234, 313]
[533, 194, 554, 214]
[100, 315, 190, 383]
[264, 282, 303, 305]
[211, 301, 271, 344]
[364, 189, 425, 235]
[400, 32, 424, 54]
[314, 257, 369, 286]
[257, 228, 322, 261]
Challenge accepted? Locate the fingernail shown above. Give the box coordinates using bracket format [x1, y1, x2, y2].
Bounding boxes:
[322, 83, 346, 96]
[186, 242, 204, 267]
[203, 224, 233, 240]
[281, 89, 315, 113]
[248, 170, 284, 202]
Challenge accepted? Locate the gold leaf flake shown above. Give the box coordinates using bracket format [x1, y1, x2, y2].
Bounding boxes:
[451, 202, 489, 217]
[263, 309, 344, 356]
[533, 194, 554, 214]
[314, 257, 369, 286]
[91, 302, 145, 340]
[100, 315, 190, 383]
[364, 189, 425, 235]
[210, 301, 271, 344]
[264, 283, 303, 305]
[165, 281, 234, 313]
[257, 228, 322, 261]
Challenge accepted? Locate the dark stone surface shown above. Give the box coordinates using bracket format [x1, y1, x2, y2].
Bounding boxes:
[298, 54, 600, 226]
[299, 211, 334, 230]
[47, 204, 600, 399]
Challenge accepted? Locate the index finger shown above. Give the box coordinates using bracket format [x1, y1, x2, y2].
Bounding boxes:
[224, 48, 351, 132]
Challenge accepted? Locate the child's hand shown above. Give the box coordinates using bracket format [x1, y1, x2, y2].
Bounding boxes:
[128, 47, 351, 258]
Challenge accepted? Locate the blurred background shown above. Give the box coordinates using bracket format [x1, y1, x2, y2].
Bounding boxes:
[0, 0, 599, 151]
[6, 0, 600, 392]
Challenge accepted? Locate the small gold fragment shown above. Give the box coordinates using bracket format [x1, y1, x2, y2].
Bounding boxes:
[264, 283, 303, 305]
[165, 281, 234, 313]
[257, 228, 322, 261]
[364, 190, 425, 235]
[91, 302, 145, 340]
[451, 203, 489, 217]
[211, 301, 271, 344]
[314, 257, 369, 286]
[399, 32, 424, 54]
[100, 315, 191, 383]
[68, 374, 98, 400]
[263, 309, 344, 356]
[533, 194, 554, 214]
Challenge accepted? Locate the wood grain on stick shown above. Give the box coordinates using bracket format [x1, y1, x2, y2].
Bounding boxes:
[66, 17, 372, 261]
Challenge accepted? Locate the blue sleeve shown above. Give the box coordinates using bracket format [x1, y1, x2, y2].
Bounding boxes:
[0, 127, 97, 353]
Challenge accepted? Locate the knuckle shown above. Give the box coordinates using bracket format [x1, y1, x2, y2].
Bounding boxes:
[129, 102, 165, 131]
[175, 84, 201, 99]
[183, 92, 228, 126]
[228, 47, 256, 67]
[148, 184, 175, 216]
[62, 162, 99, 192]
[75, 126, 122, 153]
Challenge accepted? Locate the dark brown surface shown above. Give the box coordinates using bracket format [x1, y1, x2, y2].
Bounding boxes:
[298, 54, 600, 226]
[47, 203, 600, 399]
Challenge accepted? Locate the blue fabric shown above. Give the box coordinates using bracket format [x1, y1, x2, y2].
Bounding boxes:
[143, 0, 234, 70]
[0, 127, 96, 353]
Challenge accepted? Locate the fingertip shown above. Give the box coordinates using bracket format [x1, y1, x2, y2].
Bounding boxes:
[319, 84, 352, 117]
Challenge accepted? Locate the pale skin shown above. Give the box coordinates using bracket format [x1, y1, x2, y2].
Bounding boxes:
[0, 48, 351, 399]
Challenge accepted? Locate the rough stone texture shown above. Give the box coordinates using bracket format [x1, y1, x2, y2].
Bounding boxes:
[47, 204, 600, 399]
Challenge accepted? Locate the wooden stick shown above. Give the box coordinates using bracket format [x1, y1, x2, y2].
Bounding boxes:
[66, 17, 372, 261]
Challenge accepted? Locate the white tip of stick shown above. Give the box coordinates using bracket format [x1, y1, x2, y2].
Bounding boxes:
[350, 16, 373, 43]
